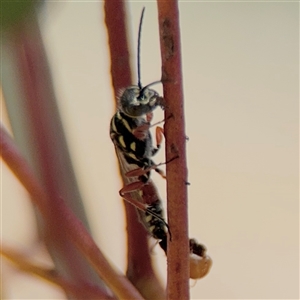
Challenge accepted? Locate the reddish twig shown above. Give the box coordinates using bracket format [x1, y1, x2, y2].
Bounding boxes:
[104, 1, 132, 94]
[157, 1, 190, 299]
[1, 246, 110, 299]
[105, 1, 166, 299]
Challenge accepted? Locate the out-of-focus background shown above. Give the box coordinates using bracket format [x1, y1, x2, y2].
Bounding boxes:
[2, 1, 298, 299]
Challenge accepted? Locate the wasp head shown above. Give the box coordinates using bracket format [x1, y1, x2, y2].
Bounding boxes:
[119, 85, 161, 118]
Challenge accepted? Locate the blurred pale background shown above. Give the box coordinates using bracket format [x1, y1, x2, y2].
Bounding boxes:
[2, 1, 299, 299]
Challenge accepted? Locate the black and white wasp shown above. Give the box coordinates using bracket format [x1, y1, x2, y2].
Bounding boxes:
[110, 7, 168, 237]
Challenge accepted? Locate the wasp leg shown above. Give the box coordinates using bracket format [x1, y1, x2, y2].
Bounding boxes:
[132, 123, 151, 140]
[125, 163, 165, 180]
[132, 112, 154, 140]
[146, 112, 153, 123]
[119, 183, 169, 229]
[119, 180, 145, 194]
[150, 126, 164, 157]
[156, 126, 164, 147]
[125, 155, 178, 180]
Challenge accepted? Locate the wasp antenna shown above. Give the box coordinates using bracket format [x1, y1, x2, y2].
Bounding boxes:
[139, 80, 161, 97]
[137, 7, 146, 89]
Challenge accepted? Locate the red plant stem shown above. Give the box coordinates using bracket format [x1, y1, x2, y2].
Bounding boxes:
[104, 0, 132, 93]
[157, 1, 190, 299]
[104, 2, 165, 299]
[1, 246, 112, 299]
[104, 0, 146, 275]
[0, 124, 144, 300]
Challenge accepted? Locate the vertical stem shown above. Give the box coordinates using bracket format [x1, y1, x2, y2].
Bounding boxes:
[104, 0, 132, 94]
[104, 2, 165, 298]
[157, 1, 190, 299]
[104, 0, 147, 274]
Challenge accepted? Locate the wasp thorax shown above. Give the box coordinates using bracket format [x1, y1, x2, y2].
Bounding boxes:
[119, 85, 160, 117]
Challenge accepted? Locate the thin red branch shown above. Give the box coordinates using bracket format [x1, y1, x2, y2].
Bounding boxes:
[104, 0, 132, 95]
[1, 246, 110, 299]
[157, 1, 190, 299]
[104, 2, 165, 299]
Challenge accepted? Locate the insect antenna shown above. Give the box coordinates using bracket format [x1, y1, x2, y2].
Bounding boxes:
[139, 80, 161, 94]
[137, 7, 145, 90]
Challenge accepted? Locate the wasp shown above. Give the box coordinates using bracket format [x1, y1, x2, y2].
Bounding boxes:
[110, 7, 167, 225]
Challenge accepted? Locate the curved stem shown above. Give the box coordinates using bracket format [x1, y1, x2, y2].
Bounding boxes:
[1, 246, 113, 299]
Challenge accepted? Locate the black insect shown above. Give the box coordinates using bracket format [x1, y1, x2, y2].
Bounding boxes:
[110, 7, 167, 230]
